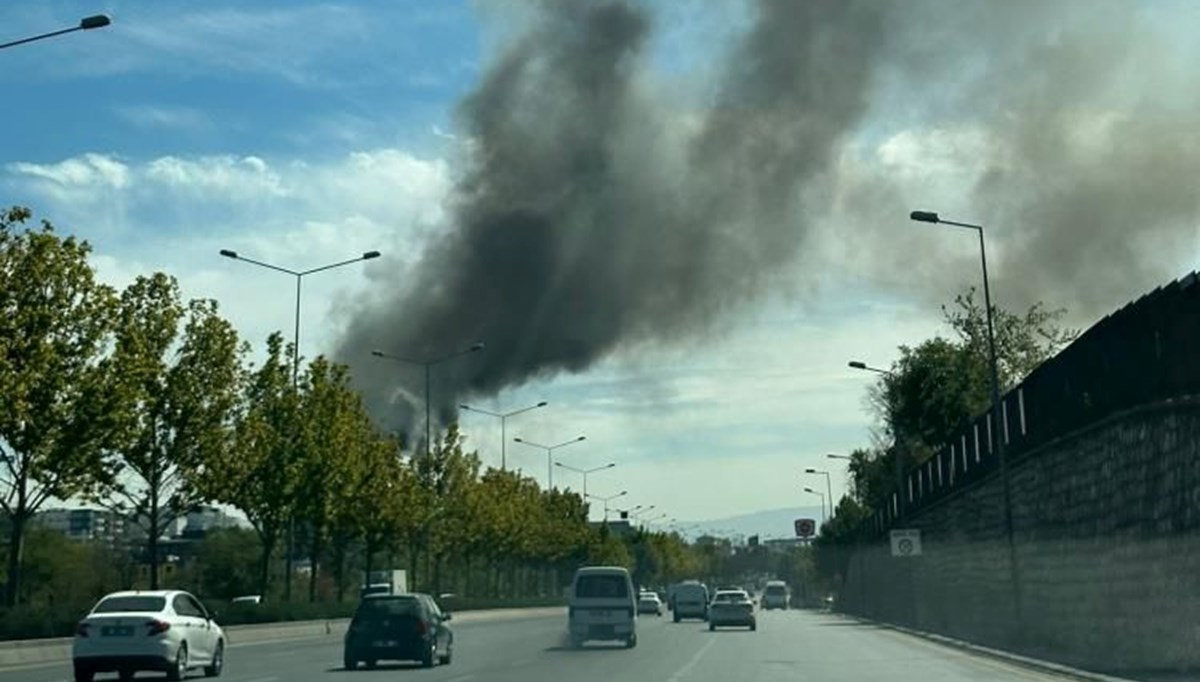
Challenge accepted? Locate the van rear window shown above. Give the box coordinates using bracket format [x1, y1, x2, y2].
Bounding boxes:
[576, 575, 628, 598]
[765, 585, 786, 595]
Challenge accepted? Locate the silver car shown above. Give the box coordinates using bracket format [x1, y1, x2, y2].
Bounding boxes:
[708, 589, 756, 631]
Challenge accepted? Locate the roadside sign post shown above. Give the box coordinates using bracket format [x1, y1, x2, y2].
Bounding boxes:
[889, 529, 921, 557]
[794, 518, 816, 539]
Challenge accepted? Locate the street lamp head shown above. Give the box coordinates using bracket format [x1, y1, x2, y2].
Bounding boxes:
[80, 15, 111, 29]
[848, 360, 867, 370]
[469, 342, 485, 352]
[371, 350, 386, 358]
[576, 435, 587, 442]
[554, 461, 565, 468]
[513, 437, 524, 443]
[910, 210, 940, 224]
[459, 404, 471, 411]
[362, 250, 381, 260]
[804, 487, 816, 493]
[219, 249, 238, 259]
[536, 401, 549, 407]
[804, 468, 817, 473]
[617, 490, 628, 497]
[604, 463, 616, 469]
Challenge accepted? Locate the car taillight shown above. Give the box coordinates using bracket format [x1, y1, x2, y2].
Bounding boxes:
[415, 620, 427, 635]
[146, 620, 171, 636]
[75, 622, 90, 638]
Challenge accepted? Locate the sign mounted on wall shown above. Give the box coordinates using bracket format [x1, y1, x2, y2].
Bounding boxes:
[890, 529, 922, 557]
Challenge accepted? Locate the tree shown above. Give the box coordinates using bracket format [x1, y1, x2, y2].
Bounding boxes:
[200, 333, 299, 595]
[101, 274, 243, 589]
[0, 207, 119, 606]
[293, 357, 374, 602]
[873, 288, 1078, 459]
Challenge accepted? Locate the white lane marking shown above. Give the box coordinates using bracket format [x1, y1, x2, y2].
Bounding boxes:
[666, 634, 718, 682]
[235, 676, 280, 682]
[445, 675, 476, 682]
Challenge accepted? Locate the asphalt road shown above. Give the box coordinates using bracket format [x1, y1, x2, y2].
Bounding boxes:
[0, 608, 1101, 682]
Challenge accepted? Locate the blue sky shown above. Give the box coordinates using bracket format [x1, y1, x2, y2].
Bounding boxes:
[14, 1, 1186, 529]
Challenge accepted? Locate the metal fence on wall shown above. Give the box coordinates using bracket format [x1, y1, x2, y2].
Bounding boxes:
[862, 270, 1200, 536]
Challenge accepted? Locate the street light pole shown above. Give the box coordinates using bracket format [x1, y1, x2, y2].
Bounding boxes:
[805, 469, 834, 520]
[803, 488, 826, 526]
[219, 248, 381, 602]
[911, 209, 1021, 634]
[512, 436, 586, 489]
[372, 344, 486, 458]
[460, 402, 549, 470]
[554, 461, 615, 498]
[586, 490, 628, 522]
[0, 14, 110, 51]
[848, 360, 907, 517]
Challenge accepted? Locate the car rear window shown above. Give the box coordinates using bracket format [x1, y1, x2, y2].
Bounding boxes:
[576, 574, 628, 598]
[93, 596, 166, 613]
[765, 585, 786, 595]
[714, 592, 746, 603]
[356, 597, 422, 619]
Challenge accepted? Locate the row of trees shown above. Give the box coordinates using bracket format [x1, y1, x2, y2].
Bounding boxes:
[0, 206, 731, 613]
[814, 288, 1077, 581]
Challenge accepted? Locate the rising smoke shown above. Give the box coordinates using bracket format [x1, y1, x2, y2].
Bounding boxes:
[336, 0, 1200, 431]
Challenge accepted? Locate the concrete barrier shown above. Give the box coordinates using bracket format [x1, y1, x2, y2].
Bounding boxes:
[0, 606, 565, 670]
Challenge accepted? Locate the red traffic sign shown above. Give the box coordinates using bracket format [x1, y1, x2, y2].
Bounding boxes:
[794, 518, 816, 538]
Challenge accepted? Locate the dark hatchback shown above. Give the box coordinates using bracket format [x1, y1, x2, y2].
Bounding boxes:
[344, 593, 453, 669]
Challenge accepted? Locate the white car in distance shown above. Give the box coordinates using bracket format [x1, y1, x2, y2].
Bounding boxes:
[72, 590, 225, 682]
[637, 591, 663, 616]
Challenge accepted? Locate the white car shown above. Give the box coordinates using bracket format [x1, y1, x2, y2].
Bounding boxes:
[637, 591, 663, 616]
[72, 590, 225, 682]
[708, 589, 756, 630]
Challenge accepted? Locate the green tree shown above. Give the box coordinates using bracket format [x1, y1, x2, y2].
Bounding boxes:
[294, 357, 375, 602]
[0, 207, 119, 606]
[200, 333, 299, 595]
[101, 274, 243, 589]
[179, 527, 261, 600]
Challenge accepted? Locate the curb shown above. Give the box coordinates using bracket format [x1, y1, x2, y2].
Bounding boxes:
[850, 615, 1137, 682]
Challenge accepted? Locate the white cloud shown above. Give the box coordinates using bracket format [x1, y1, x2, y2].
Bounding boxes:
[145, 155, 288, 199]
[8, 154, 130, 189]
[113, 105, 213, 132]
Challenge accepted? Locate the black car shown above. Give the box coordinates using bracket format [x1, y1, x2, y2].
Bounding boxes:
[344, 593, 453, 669]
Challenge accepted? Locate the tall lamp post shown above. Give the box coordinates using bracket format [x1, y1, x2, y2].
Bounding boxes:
[586, 490, 628, 522]
[910, 209, 1021, 632]
[0, 14, 110, 51]
[803, 488, 826, 526]
[219, 247, 380, 602]
[460, 401, 548, 470]
[513, 436, 586, 489]
[804, 468, 834, 520]
[372, 344, 485, 458]
[848, 360, 907, 517]
[554, 460, 615, 498]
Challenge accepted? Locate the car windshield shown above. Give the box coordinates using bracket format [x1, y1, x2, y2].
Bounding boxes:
[3, 2, 1182, 681]
[92, 596, 166, 614]
[356, 598, 421, 620]
[576, 575, 628, 598]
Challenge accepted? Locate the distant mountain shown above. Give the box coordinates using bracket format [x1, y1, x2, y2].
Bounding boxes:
[687, 506, 825, 541]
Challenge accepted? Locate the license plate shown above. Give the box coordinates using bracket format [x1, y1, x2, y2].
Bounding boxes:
[102, 626, 134, 637]
[373, 640, 397, 647]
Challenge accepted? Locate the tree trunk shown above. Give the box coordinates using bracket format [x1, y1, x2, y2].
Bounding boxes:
[4, 512, 28, 607]
[256, 528, 277, 596]
[308, 534, 323, 603]
[147, 493, 161, 590]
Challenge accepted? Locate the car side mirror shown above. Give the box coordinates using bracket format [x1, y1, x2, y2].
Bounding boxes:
[209, 611, 218, 621]
[442, 613, 452, 621]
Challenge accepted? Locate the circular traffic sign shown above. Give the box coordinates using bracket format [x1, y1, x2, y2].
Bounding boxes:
[898, 538, 914, 555]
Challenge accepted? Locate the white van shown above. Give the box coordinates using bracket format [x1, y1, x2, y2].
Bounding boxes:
[672, 582, 709, 622]
[568, 566, 637, 648]
[761, 580, 789, 610]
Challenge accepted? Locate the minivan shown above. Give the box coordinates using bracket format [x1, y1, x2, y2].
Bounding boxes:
[672, 582, 709, 622]
[761, 580, 789, 610]
[568, 566, 637, 648]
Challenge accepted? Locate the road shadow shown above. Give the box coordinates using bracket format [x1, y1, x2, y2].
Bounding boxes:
[813, 621, 883, 628]
[326, 662, 426, 672]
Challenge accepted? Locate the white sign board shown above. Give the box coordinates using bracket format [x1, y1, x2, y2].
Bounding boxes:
[889, 529, 922, 557]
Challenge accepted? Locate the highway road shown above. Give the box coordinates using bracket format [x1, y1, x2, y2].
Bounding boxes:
[0, 608, 1101, 682]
